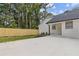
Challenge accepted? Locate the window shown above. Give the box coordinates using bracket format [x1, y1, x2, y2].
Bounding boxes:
[65, 21, 73, 29]
[52, 24, 56, 30]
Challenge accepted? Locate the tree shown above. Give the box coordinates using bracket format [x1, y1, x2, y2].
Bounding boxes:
[0, 3, 53, 29]
[40, 3, 54, 20]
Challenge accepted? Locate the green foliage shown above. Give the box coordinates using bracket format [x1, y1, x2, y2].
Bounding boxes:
[9, 21, 17, 28]
[0, 3, 52, 29]
[0, 35, 37, 43]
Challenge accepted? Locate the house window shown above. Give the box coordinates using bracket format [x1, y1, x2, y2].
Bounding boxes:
[65, 21, 73, 29]
[52, 24, 56, 30]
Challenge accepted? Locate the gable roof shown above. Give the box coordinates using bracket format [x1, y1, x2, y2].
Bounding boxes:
[47, 9, 79, 24]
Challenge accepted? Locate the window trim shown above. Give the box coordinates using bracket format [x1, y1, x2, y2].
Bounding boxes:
[65, 21, 73, 29]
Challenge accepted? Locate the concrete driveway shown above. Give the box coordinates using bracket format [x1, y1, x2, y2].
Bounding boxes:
[0, 35, 79, 56]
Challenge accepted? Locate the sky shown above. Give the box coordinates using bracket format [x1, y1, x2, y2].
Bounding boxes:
[45, 3, 79, 15]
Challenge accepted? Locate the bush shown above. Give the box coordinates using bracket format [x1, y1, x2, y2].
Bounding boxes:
[37, 32, 50, 37]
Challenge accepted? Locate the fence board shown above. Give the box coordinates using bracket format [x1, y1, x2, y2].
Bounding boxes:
[0, 28, 38, 36]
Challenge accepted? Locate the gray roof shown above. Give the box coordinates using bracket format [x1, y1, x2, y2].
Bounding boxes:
[47, 9, 79, 24]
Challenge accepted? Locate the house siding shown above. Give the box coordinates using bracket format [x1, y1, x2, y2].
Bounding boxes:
[39, 18, 52, 34]
[48, 19, 79, 38]
[39, 23, 49, 34]
[62, 19, 79, 38]
[48, 22, 62, 35]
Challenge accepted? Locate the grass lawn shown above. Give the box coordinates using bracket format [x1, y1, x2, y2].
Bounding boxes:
[0, 35, 37, 43]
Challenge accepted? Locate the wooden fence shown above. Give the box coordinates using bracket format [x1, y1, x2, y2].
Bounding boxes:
[0, 28, 38, 36]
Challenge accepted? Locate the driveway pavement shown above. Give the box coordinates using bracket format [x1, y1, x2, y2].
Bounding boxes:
[0, 35, 79, 56]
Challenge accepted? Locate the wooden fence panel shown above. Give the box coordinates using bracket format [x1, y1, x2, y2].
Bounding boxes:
[0, 28, 38, 36]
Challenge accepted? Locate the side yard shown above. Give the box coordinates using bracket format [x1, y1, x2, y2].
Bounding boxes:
[0, 35, 37, 43]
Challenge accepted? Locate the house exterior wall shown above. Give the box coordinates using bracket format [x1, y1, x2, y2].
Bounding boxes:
[48, 19, 79, 38]
[48, 22, 62, 35]
[62, 19, 79, 38]
[38, 18, 52, 34]
[39, 23, 49, 34]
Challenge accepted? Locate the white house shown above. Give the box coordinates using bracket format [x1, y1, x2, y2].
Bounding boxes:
[39, 9, 79, 38]
[38, 16, 52, 34]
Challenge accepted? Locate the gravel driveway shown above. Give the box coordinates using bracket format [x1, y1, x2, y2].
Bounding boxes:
[0, 35, 79, 56]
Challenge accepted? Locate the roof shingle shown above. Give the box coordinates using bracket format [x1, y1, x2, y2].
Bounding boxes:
[47, 9, 79, 24]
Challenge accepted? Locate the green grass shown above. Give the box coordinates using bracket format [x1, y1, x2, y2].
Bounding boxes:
[0, 35, 37, 43]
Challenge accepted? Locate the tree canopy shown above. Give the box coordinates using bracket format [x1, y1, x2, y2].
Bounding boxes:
[0, 3, 53, 29]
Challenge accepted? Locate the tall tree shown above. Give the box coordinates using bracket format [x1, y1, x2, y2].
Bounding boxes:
[0, 3, 53, 29]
